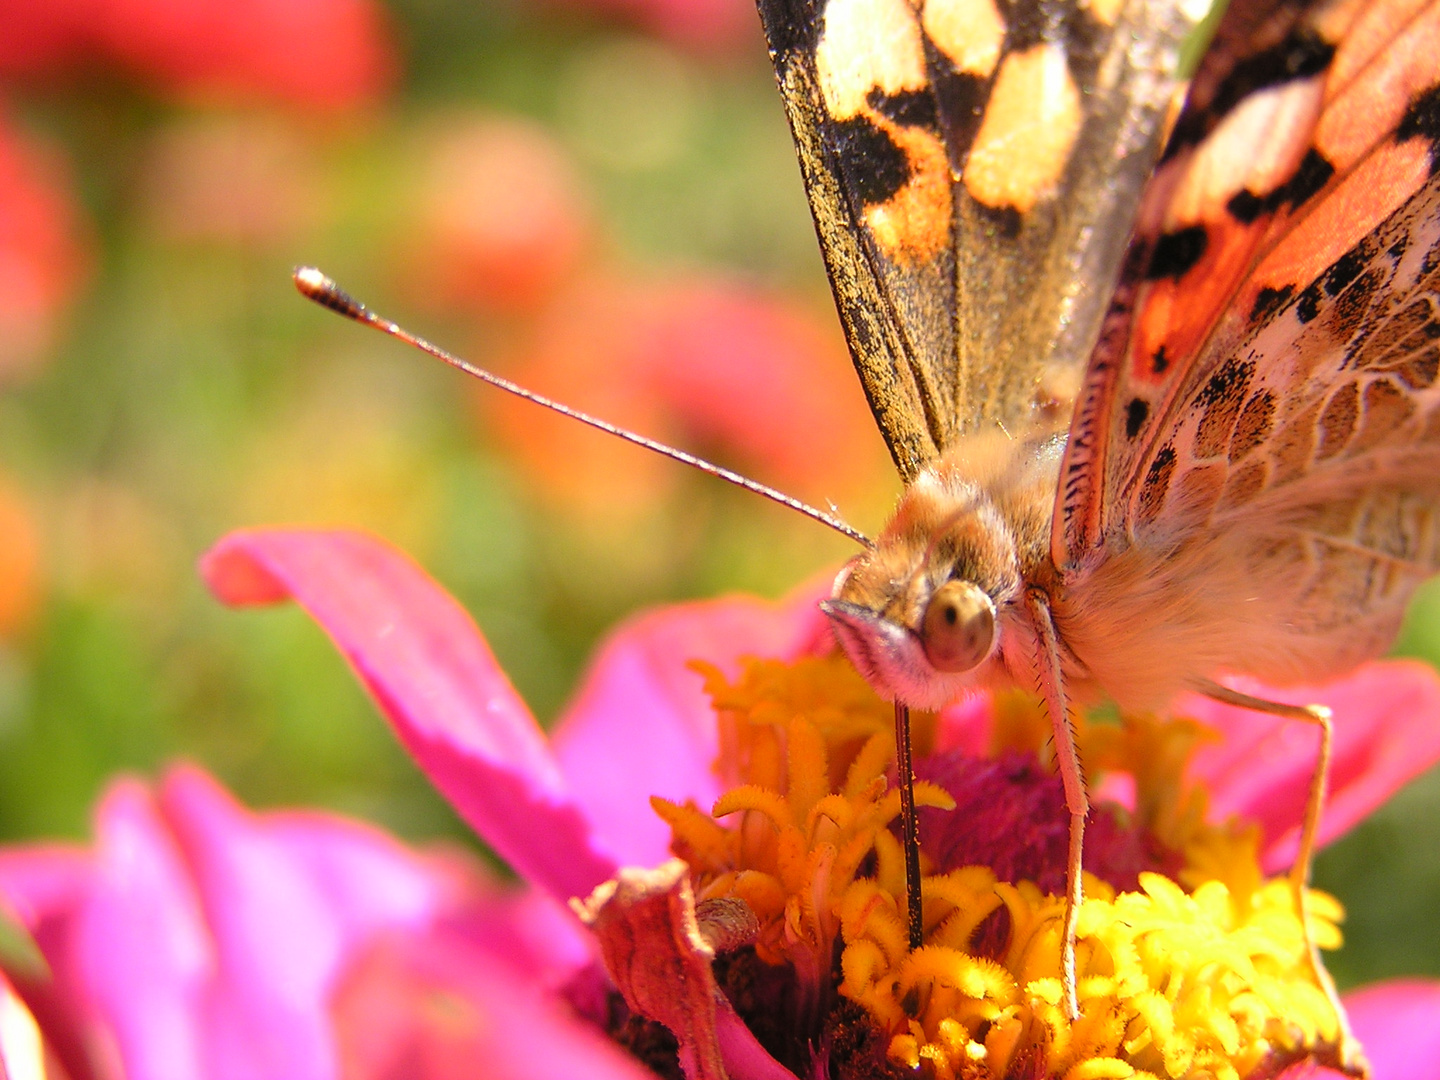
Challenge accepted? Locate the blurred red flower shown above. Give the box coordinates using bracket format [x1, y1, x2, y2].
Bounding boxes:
[0, 0, 396, 112]
[0, 115, 87, 382]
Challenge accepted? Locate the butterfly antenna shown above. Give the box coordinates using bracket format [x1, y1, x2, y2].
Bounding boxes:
[294, 268, 872, 548]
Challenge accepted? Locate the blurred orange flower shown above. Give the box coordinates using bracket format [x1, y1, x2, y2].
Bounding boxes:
[405, 118, 592, 317]
[0, 471, 40, 637]
[396, 114, 887, 526]
[482, 274, 889, 519]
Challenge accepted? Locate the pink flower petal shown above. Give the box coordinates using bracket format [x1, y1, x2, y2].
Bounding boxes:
[0, 971, 46, 1080]
[155, 764, 472, 1078]
[1343, 979, 1440, 1080]
[551, 579, 831, 867]
[0, 845, 99, 1080]
[333, 933, 655, 1080]
[201, 528, 618, 902]
[1178, 661, 1440, 871]
[79, 779, 212, 1080]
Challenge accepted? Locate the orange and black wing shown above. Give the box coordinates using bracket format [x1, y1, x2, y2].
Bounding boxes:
[1057, 0, 1440, 569]
[757, 0, 1214, 481]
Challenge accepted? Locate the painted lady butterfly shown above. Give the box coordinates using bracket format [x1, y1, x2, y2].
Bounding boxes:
[757, 0, 1440, 1028]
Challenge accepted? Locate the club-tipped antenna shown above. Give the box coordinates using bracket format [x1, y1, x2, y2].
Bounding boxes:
[294, 267, 873, 548]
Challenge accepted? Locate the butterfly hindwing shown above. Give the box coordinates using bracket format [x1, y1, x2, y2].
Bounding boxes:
[758, 0, 1212, 482]
[1058, 0, 1440, 565]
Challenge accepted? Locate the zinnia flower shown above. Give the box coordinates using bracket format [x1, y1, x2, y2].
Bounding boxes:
[0, 762, 654, 1080]
[179, 526, 1440, 1080]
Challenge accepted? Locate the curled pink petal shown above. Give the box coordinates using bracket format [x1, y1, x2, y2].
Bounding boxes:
[201, 528, 617, 901]
[577, 860, 798, 1080]
[551, 579, 831, 868]
[1178, 661, 1440, 871]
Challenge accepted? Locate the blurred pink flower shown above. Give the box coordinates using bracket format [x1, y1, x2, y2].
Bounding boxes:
[0, 763, 652, 1080]
[193, 527, 1440, 1080]
[0, 0, 395, 112]
[542, 0, 759, 53]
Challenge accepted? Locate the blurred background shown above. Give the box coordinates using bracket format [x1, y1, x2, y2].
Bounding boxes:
[0, 0, 1434, 992]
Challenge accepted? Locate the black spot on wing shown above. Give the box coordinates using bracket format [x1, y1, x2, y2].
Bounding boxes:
[1296, 281, 1321, 323]
[867, 88, 940, 132]
[973, 200, 1024, 239]
[1218, 32, 1333, 109]
[834, 115, 911, 207]
[1250, 284, 1295, 324]
[1227, 148, 1335, 223]
[1397, 82, 1440, 175]
[1152, 345, 1170, 375]
[1146, 226, 1208, 279]
[1136, 444, 1178, 523]
[1195, 357, 1255, 408]
[1125, 397, 1149, 439]
[922, 45, 988, 173]
[1323, 246, 1368, 297]
[1166, 30, 1334, 155]
[999, 0, 1107, 80]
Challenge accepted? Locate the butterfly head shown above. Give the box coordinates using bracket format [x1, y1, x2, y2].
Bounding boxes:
[822, 462, 1027, 711]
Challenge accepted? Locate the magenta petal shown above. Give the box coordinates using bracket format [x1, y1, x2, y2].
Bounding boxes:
[201, 528, 617, 901]
[1344, 979, 1440, 1080]
[80, 779, 213, 1080]
[1178, 661, 1440, 871]
[156, 764, 474, 1078]
[335, 933, 656, 1080]
[550, 580, 831, 867]
[0, 846, 104, 1080]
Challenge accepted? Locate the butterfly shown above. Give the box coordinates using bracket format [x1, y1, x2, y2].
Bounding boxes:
[754, 0, 1440, 1034]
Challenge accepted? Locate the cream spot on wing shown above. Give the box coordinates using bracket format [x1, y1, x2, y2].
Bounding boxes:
[1178, 0, 1218, 24]
[1081, 0, 1124, 28]
[964, 45, 1081, 213]
[921, 0, 1005, 77]
[816, 0, 928, 119]
[1164, 78, 1323, 229]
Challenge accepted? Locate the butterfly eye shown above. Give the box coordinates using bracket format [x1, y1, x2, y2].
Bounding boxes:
[921, 580, 996, 673]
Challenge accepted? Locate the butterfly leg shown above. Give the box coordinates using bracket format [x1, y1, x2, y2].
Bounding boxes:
[894, 700, 925, 951]
[1194, 680, 1364, 1074]
[1025, 587, 1087, 1022]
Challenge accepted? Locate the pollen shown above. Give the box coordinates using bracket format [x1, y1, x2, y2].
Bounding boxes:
[655, 657, 1351, 1080]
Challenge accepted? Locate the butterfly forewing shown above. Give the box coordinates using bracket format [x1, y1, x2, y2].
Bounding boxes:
[1058, 0, 1440, 565]
[756, 0, 1215, 482]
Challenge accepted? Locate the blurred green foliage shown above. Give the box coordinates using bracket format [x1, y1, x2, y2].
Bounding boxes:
[0, 0, 1435, 990]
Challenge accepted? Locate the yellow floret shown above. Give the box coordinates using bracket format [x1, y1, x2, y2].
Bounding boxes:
[660, 656, 1349, 1079]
